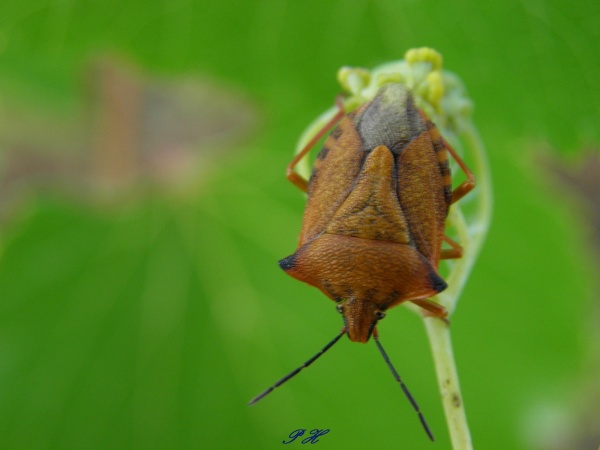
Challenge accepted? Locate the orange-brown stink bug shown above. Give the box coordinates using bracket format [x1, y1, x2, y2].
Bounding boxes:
[250, 80, 475, 441]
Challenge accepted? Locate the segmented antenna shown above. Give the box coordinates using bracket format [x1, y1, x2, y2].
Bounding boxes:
[373, 334, 435, 441]
[248, 328, 346, 405]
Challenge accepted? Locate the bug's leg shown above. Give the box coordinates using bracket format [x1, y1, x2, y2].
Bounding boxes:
[420, 110, 476, 204]
[445, 142, 476, 204]
[440, 235, 463, 260]
[286, 96, 346, 193]
[411, 298, 449, 322]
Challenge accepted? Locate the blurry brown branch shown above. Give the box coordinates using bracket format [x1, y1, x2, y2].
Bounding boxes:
[0, 56, 259, 219]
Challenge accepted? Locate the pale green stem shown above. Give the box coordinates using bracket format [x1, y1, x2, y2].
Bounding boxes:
[425, 318, 472, 449]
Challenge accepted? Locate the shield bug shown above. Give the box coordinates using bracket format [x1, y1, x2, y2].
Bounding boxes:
[250, 82, 475, 441]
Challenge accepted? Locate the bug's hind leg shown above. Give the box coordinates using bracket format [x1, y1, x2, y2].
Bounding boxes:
[445, 143, 476, 204]
[411, 298, 448, 321]
[420, 110, 476, 205]
[286, 96, 346, 193]
[440, 235, 463, 260]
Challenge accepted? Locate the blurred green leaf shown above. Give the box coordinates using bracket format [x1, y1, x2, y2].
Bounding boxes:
[0, 1, 599, 449]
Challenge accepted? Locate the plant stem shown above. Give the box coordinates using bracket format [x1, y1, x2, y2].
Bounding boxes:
[424, 318, 473, 450]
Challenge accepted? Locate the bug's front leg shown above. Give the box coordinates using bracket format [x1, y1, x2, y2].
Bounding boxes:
[286, 97, 346, 193]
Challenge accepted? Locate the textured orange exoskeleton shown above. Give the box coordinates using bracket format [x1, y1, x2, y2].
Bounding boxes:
[250, 82, 475, 440]
[281, 82, 475, 343]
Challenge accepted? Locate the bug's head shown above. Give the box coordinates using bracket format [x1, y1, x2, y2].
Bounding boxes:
[336, 299, 386, 343]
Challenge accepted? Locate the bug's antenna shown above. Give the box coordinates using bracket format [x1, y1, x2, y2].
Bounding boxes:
[373, 333, 435, 441]
[249, 328, 346, 405]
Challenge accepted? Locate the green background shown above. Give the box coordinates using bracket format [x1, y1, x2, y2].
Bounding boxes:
[0, 1, 599, 449]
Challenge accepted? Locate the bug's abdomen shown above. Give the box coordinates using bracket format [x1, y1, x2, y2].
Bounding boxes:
[298, 82, 451, 269]
[424, 117, 453, 209]
[395, 127, 449, 265]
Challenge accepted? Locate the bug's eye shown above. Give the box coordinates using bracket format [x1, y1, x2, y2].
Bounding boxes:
[375, 311, 386, 320]
[336, 304, 344, 314]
